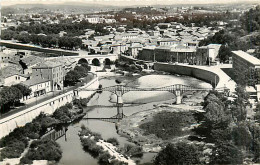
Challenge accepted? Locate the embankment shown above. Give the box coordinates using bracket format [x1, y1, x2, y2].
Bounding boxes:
[154, 63, 219, 88]
[120, 55, 235, 91]
[0, 77, 99, 139]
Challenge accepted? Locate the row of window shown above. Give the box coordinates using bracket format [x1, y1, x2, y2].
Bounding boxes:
[48, 93, 74, 106]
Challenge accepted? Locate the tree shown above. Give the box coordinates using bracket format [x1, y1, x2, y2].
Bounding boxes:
[98, 151, 111, 165]
[106, 137, 119, 146]
[210, 142, 243, 164]
[74, 66, 88, 77]
[12, 84, 32, 97]
[64, 70, 81, 86]
[231, 122, 252, 149]
[194, 92, 232, 142]
[231, 85, 249, 122]
[154, 142, 201, 165]
[218, 45, 232, 63]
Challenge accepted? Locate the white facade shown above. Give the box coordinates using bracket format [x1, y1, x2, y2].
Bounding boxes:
[2, 74, 27, 86]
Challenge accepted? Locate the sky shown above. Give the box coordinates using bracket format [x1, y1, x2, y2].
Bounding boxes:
[1, 0, 260, 6]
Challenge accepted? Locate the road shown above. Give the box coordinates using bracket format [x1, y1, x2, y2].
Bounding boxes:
[0, 73, 95, 120]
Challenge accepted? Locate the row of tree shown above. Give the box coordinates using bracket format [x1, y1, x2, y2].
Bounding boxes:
[1, 31, 82, 50]
[0, 84, 31, 115]
[6, 19, 110, 37]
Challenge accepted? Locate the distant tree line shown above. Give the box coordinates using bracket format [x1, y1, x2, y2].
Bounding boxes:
[1, 31, 82, 50]
[199, 5, 260, 62]
[4, 19, 110, 37]
[240, 6, 260, 33]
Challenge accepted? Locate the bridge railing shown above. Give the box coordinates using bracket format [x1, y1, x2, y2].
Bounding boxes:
[78, 84, 230, 93]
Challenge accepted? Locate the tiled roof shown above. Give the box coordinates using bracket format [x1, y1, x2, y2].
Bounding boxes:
[33, 61, 62, 69]
[22, 77, 50, 87]
[21, 55, 44, 66]
[0, 66, 26, 79]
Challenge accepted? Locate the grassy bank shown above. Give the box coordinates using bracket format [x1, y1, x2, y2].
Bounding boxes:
[139, 111, 196, 140]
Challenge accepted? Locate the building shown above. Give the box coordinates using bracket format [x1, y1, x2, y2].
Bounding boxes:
[0, 73, 28, 86]
[21, 77, 51, 99]
[32, 61, 65, 91]
[0, 65, 27, 86]
[138, 46, 196, 63]
[196, 44, 221, 65]
[232, 50, 260, 100]
[127, 43, 143, 58]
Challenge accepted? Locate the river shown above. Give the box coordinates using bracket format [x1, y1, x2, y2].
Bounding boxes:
[57, 73, 212, 165]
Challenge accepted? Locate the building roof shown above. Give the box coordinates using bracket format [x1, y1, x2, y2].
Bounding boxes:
[0, 65, 24, 78]
[232, 50, 260, 66]
[22, 77, 50, 87]
[33, 61, 62, 69]
[21, 55, 44, 66]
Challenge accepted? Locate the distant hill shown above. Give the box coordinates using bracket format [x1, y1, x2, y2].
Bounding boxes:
[1, 3, 123, 15]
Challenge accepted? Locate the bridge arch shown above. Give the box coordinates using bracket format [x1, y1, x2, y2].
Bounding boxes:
[104, 58, 111, 65]
[78, 58, 88, 64]
[92, 58, 100, 66]
[144, 64, 148, 69]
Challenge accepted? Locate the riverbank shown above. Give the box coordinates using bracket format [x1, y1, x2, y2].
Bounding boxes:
[79, 125, 136, 165]
[117, 90, 209, 152]
[56, 72, 213, 165]
[0, 92, 97, 165]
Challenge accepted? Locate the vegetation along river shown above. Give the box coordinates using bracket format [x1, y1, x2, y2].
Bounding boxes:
[57, 73, 212, 165]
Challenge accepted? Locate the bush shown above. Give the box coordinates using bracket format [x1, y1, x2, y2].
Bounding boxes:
[210, 142, 243, 164]
[107, 137, 119, 146]
[20, 157, 33, 164]
[122, 144, 143, 157]
[139, 111, 196, 140]
[52, 104, 73, 123]
[73, 98, 88, 108]
[98, 151, 111, 165]
[1, 140, 27, 159]
[80, 137, 103, 158]
[22, 139, 62, 162]
[154, 142, 201, 165]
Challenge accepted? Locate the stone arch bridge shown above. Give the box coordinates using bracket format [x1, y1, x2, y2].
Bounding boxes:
[46, 54, 118, 66]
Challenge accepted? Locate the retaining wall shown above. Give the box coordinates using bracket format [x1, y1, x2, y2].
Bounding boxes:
[0, 77, 99, 139]
[154, 63, 219, 88]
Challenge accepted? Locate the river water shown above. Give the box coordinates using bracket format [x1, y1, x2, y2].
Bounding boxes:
[57, 73, 212, 165]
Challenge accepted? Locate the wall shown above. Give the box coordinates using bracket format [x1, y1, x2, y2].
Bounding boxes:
[0, 77, 99, 139]
[120, 55, 219, 88]
[154, 63, 219, 88]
